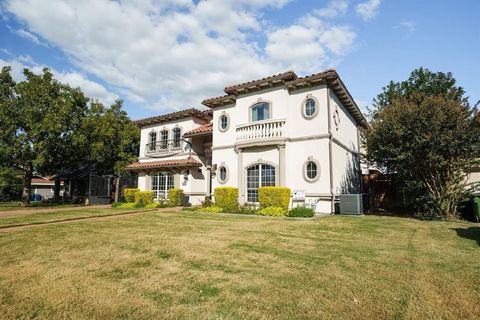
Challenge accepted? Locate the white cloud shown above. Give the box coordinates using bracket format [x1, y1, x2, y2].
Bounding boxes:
[315, 0, 348, 18]
[0, 57, 118, 105]
[399, 20, 416, 32]
[15, 28, 48, 46]
[356, 0, 381, 21]
[5, 0, 358, 113]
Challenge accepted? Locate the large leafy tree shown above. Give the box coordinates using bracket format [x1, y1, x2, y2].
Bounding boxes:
[367, 68, 480, 217]
[0, 67, 90, 206]
[80, 100, 139, 175]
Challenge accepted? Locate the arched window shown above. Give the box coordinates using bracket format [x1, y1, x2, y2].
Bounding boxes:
[148, 131, 157, 151]
[251, 102, 270, 121]
[160, 129, 169, 149]
[172, 127, 181, 148]
[219, 114, 229, 131]
[304, 98, 316, 117]
[218, 165, 228, 183]
[246, 163, 275, 202]
[303, 158, 320, 183]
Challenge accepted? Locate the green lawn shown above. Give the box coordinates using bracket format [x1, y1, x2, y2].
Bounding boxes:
[0, 202, 82, 212]
[0, 211, 479, 319]
[0, 207, 150, 228]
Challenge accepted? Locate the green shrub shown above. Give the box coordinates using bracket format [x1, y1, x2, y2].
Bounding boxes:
[256, 206, 287, 216]
[214, 187, 238, 212]
[134, 191, 154, 205]
[234, 203, 257, 215]
[168, 188, 184, 206]
[111, 202, 122, 208]
[124, 188, 140, 203]
[288, 206, 315, 217]
[202, 196, 213, 208]
[196, 206, 223, 213]
[258, 187, 291, 210]
[111, 202, 139, 209]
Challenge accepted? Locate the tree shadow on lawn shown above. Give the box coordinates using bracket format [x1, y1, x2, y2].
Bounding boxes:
[451, 227, 480, 246]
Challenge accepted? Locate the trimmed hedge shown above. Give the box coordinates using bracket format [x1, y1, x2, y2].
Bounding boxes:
[257, 206, 287, 216]
[124, 188, 140, 203]
[288, 206, 315, 217]
[258, 187, 291, 210]
[168, 188, 183, 206]
[134, 191, 154, 205]
[214, 187, 238, 212]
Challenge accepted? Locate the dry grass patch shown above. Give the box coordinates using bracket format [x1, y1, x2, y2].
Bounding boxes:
[0, 212, 479, 319]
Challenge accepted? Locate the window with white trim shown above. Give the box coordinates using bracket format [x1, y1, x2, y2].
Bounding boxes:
[218, 166, 227, 183]
[251, 102, 270, 121]
[246, 163, 275, 202]
[172, 127, 181, 148]
[219, 114, 229, 131]
[160, 129, 169, 149]
[304, 98, 316, 117]
[151, 172, 174, 200]
[148, 131, 157, 151]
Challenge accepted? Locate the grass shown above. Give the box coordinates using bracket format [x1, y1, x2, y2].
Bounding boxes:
[0, 207, 150, 228]
[0, 211, 479, 319]
[0, 202, 82, 212]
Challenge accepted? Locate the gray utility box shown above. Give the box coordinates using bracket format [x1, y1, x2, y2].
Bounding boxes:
[339, 194, 365, 215]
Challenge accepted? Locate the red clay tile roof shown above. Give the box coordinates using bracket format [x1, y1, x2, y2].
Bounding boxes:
[31, 178, 54, 184]
[134, 108, 211, 127]
[126, 158, 202, 170]
[201, 94, 236, 108]
[224, 71, 297, 94]
[183, 123, 213, 137]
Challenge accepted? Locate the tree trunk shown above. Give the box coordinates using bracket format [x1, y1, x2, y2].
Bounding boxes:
[54, 179, 61, 201]
[20, 164, 33, 207]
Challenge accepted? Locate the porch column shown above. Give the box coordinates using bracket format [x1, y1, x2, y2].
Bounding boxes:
[278, 144, 286, 186]
[236, 147, 244, 204]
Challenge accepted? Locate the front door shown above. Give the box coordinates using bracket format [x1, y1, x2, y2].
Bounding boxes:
[151, 172, 174, 200]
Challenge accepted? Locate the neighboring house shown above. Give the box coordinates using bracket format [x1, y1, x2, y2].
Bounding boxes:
[30, 176, 64, 200]
[467, 166, 480, 193]
[127, 69, 368, 213]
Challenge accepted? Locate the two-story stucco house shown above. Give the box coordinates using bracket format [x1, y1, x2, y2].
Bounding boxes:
[127, 69, 368, 213]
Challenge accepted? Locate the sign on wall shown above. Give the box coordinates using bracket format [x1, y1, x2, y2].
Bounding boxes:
[292, 190, 306, 201]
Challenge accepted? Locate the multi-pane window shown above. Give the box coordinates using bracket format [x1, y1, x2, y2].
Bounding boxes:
[172, 128, 181, 148]
[148, 132, 157, 151]
[251, 102, 270, 121]
[304, 98, 316, 117]
[219, 115, 228, 130]
[160, 130, 169, 149]
[247, 164, 275, 202]
[151, 172, 175, 200]
[306, 161, 317, 180]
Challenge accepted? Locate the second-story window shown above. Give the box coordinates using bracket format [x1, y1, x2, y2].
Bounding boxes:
[251, 102, 270, 121]
[172, 127, 181, 148]
[148, 131, 157, 151]
[160, 129, 169, 149]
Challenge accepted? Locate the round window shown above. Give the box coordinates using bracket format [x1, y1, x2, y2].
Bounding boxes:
[219, 114, 229, 131]
[305, 161, 318, 180]
[218, 166, 227, 183]
[304, 98, 316, 117]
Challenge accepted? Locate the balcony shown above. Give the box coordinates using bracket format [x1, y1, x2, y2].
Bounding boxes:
[235, 119, 286, 146]
[145, 140, 183, 157]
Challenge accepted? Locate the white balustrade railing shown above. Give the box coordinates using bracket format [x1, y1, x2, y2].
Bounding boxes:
[235, 119, 286, 143]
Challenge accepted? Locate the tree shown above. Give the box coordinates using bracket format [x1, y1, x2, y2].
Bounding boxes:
[367, 68, 480, 218]
[80, 100, 139, 175]
[0, 67, 89, 206]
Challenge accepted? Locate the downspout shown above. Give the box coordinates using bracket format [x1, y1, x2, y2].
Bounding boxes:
[327, 87, 335, 214]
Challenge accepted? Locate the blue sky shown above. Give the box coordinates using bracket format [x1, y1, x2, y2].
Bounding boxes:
[0, 0, 478, 120]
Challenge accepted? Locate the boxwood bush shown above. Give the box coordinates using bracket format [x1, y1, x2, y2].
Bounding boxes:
[257, 206, 287, 216]
[258, 187, 291, 210]
[168, 188, 183, 206]
[288, 206, 315, 217]
[134, 191, 154, 205]
[124, 188, 139, 203]
[214, 187, 238, 212]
